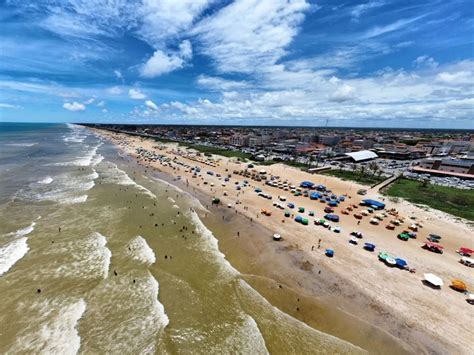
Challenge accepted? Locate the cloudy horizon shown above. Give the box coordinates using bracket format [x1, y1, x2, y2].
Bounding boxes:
[0, 0, 473, 128]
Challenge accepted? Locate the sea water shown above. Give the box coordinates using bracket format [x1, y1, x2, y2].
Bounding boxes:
[0, 123, 360, 354]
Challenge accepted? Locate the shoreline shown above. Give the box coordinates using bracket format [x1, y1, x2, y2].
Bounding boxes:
[91, 127, 473, 354]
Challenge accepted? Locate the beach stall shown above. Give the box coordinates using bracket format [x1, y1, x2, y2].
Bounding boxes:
[395, 258, 408, 269]
[361, 199, 386, 210]
[364, 243, 376, 251]
[450, 279, 467, 292]
[460, 257, 474, 267]
[423, 241, 444, 254]
[300, 181, 315, 189]
[370, 218, 379, 225]
[424, 273, 443, 288]
[457, 247, 473, 257]
[324, 214, 339, 222]
[398, 232, 410, 241]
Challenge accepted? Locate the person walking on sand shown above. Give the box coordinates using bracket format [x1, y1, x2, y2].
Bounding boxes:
[318, 239, 321, 249]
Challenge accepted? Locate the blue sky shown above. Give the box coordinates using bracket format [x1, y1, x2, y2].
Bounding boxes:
[0, 0, 473, 128]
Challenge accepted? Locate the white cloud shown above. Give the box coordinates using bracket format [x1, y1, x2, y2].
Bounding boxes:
[97, 100, 105, 107]
[413, 55, 438, 69]
[145, 100, 158, 111]
[63, 101, 86, 111]
[83, 98, 95, 105]
[129, 88, 146, 99]
[193, 0, 309, 73]
[0, 103, 20, 109]
[197, 75, 250, 91]
[351, 1, 385, 21]
[102, 108, 108, 113]
[330, 84, 356, 102]
[106, 86, 123, 95]
[114, 70, 123, 79]
[140, 40, 193, 78]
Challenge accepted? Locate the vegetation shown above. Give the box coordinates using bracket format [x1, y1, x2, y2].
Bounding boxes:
[322, 168, 385, 186]
[185, 144, 252, 160]
[384, 178, 474, 221]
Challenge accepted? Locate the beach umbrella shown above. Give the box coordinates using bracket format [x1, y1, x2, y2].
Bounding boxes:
[450, 279, 467, 292]
[325, 249, 334, 257]
[395, 258, 408, 268]
[364, 243, 376, 251]
[424, 273, 443, 288]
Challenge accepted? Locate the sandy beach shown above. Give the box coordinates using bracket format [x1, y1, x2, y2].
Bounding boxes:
[92, 128, 474, 354]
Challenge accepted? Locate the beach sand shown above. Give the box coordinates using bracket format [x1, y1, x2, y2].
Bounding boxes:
[91, 128, 474, 354]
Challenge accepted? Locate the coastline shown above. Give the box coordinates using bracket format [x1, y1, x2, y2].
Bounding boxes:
[90, 127, 473, 354]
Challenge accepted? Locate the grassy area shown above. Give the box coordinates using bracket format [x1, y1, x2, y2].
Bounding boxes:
[257, 159, 310, 169]
[384, 178, 474, 221]
[322, 169, 385, 186]
[185, 144, 252, 161]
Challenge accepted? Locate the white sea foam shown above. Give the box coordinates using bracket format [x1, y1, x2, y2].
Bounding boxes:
[6, 142, 38, 147]
[54, 232, 111, 279]
[102, 163, 156, 198]
[172, 204, 180, 209]
[0, 237, 29, 276]
[53, 143, 102, 167]
[38, 176, 53, 184]
[24, 169, 97, 205]
[12, 298, 86, 354]
[64, 135, 86, 143]
[167, 197, 176, 203]
[188, 210, 238, 277]
[83, 272, 169, 353]
[127, 236, 156, 265]
[5, 221, 36, 238]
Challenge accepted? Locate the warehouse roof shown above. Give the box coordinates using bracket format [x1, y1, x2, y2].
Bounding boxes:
[344, 150, 378, 162]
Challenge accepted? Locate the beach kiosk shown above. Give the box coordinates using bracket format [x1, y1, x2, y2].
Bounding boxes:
[424, 273, 443, 288]
[361, 199, 386, 210]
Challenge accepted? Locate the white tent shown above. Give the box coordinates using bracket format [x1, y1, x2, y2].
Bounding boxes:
[424, 273, 443, 287]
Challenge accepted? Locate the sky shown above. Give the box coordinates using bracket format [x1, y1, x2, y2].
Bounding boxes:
[0, 0, 473, 128]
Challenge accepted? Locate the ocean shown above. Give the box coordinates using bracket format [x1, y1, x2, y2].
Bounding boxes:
[0, 123, 360, 354]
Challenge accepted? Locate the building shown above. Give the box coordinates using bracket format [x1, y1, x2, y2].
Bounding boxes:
[418, 158, 474, 175]
[344, 150, 378, 162]
[318, 135, 341, 146]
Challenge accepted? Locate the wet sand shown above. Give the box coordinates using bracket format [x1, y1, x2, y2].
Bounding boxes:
[91, 128, 474, 354]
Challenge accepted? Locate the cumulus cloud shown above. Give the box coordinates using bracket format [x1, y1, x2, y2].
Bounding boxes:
[106, 86, 123, 95]
[330, 84, 356, 102]
[193, 0, 309, 73]
[129, 88, 146, 99]
[63, 101, 86, 111]
[145, 100, 158, 110]
[83, 97, 95, 105]
[140, 40, 192, 78]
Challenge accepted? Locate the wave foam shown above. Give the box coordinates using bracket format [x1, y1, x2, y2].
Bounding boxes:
[0, 237, 29, 276]
[188, 211, 238, 277]
[54, 232, 111, 279]
[102, 163, 156, 199]
[6, 142, 38, 147]
[38, 176, 53, 184]
[127, 236, 156, 265]
[12, 298, 86, 354]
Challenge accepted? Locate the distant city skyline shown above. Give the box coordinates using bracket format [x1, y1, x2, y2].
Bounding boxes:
[1, 0, 473, 128]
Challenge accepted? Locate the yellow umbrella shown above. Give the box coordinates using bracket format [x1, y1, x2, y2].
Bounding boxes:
[451, 279, 467, 291]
